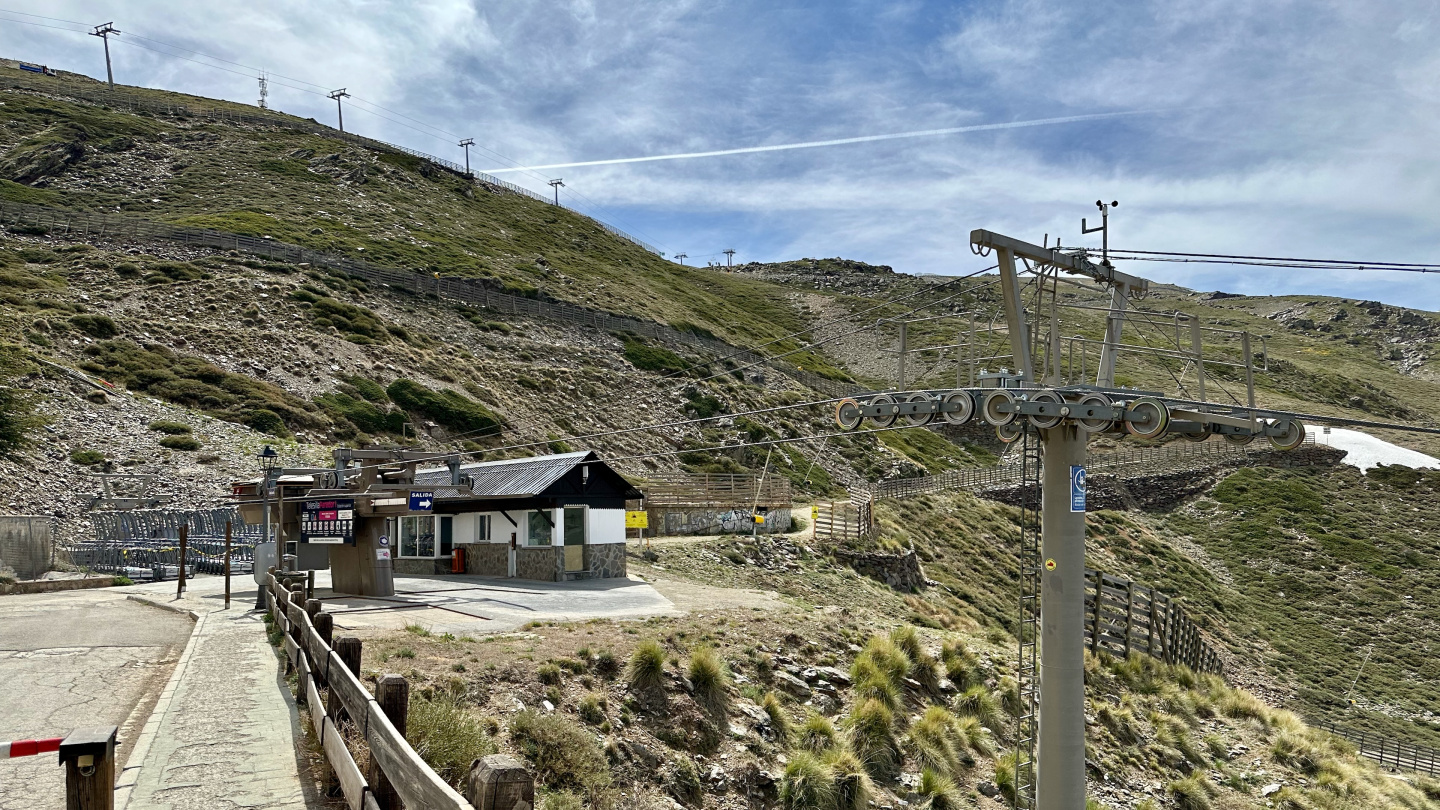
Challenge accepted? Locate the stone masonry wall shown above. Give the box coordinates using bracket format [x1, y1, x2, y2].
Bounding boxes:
[515, 546, 560, 581]
[460, 543, 508, 577]
[587, 542, 626, 579]
[653, 507, 793, 536]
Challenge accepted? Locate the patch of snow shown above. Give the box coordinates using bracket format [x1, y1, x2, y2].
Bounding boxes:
[1306, 426, 1439, 472]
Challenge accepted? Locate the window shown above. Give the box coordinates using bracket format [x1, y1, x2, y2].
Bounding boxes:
[398, 515, 436, 558]
[527, 510, 552, 546]
[475, 515, 491, 543]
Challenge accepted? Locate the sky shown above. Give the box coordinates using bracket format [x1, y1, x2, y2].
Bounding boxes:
[3, 1, 1440, 307]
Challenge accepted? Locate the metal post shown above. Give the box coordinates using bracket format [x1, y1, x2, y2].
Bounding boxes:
[1038, 423, 1087, 810]
[995, 247, 1033, 381]
[459, 138, 474, 176]
[1096, 282, 1129, 388]
[328, 89, 350, 132]
[90, 24, 119, 90]
[224, 521, 232, 610]
[1189, 316, 1206, 403]
[177, 524, 187, 598]
[897, 321, 908, 390]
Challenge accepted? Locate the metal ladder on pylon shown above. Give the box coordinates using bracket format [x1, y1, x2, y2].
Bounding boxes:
[1014, 425, 1042, 809]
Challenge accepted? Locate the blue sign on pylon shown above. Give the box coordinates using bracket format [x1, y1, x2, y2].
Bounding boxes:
[409, 491, 435, 512]
[1070, 466, 1086, 513]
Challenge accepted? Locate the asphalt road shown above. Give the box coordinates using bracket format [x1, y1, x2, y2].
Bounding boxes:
[0, 588, 192, 810]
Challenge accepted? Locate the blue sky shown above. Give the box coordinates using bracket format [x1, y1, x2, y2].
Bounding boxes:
[4, 1, 1440, 307]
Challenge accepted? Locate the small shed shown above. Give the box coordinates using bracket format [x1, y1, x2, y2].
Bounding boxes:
[408, 451, 643, 581]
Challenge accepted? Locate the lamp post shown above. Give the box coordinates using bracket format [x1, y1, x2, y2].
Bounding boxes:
[255, 445, 279, 609]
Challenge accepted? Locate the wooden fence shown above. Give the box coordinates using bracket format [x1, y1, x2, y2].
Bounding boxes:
[0, 197, 864, 401]
[267, 574, 475, 810]
[1084, 569, 1222, 675]
[813, 494, 874, 543]
[1313, 721, 1440, 776]
[641, 472, 792, 508]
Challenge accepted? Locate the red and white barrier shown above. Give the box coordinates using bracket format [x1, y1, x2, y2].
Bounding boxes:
[1, 737, 63, 758]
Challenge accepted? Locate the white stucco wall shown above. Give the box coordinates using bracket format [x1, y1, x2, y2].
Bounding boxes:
[588, 508, 624, 545]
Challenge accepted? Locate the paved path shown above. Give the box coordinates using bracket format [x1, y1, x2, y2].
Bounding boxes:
[0, 589, 191, 810]
[117, 581, 322, 810]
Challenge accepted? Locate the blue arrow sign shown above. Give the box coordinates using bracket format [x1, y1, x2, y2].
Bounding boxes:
[1070, 466, 1086, 513]
[409, 491, 435, 512]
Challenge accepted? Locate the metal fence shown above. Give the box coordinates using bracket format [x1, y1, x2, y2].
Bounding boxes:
[0, 70, 662, 255]
[1313, 721, 1440, 776]
[1085, 568, 1222, 675]
[0, 197, 865, 399]
[67, 507, 261, 580]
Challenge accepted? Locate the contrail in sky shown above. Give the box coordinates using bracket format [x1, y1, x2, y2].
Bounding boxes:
[482, 110, 1148, 174]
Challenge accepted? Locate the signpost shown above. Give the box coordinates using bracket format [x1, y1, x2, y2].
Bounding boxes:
[408, 491, 435, 512]
[300, 498, 356, 544]
[626, 510, 648, 549]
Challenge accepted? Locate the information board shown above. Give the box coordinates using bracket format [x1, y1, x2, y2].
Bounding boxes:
[625, 511, 649, 529]
[300, 498, 356, 544]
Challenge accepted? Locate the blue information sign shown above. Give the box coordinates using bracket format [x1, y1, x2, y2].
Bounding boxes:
[409, 490, 435, 512]
[1070, 466, 1086, 513]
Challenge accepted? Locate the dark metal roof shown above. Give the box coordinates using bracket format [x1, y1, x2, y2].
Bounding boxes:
[415, 451, 603, 499]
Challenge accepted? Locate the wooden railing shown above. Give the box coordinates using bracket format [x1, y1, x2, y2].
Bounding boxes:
[1312, 721, 1440, 776]
[813, 493, 874, 542]
[1084, 569, 1222, 675]
[641, 472, 792, 508]
[267, 573, 474, 810]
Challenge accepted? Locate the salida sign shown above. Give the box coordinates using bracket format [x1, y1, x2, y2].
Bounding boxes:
[301, 498, 356, 544]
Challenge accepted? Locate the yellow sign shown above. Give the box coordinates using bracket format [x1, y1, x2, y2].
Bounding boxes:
[810, 506, 819, 520]
[625, 511, 648, 529]
[754, 514, 765, 524]
[1045, 558, 1057, 571]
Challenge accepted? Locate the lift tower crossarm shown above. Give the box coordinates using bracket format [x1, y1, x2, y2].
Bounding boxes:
[970, 230, 1148, 291]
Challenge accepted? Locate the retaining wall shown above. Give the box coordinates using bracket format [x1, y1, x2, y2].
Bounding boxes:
[0, 516, 51, 580]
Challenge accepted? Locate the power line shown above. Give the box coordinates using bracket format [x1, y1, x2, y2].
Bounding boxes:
[1109, 249, 1440, 273]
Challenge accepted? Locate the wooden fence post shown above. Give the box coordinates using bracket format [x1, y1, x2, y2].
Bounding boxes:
[371, 674, 410, 810]
[328, 637, 363, 725]
[59, 726, 117, 810]
[1089, 571, 1102, 655]
[1124, 580, 1136, 658]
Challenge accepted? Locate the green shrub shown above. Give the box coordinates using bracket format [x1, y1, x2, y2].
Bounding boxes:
[891, 625, 940, 693]
[907, 706, 969, 777]
[542, 793, 581, 810]
[778, 751, 835, 810]
[761, 691, 792, 744]
[538, 663, 562, 685]
[69, 314, 119, 338]
[798, 712, 840, 754]
[578, 693, 606, 725]
[954, 685, 1002, 730]
[668, 757, 703, 806]
[940, 640, 980, 689]
[245, 409, 287, 436]
[407, 693, 497, 785]
[846, 698, 901, 781]
[70, 449, 105, 465]
[343, 375, 389, 403]
[594, 649, 619, 679]
[387, 378, 503, 437]
[159, 435, 201, 451]
[994, 751, 1017, 802]
[628, 639, 667, 695]
[622, 337, 687, 374]
[111, 575, 133, 586]
[917, 768, 964, 810]
[687, 646, 728, 714]
[147, 420, 192, 435]
[1167, 772, 1215, 810]
[509, 710, 611, 796]
[823, 748, 872, 810]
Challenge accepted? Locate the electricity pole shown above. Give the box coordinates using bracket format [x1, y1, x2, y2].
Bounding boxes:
[674, 253, 687, 265]
[90, 23, 119, 89]
[723, 249, 736, 267]
[257, 72, 268, 109]
[328, 88, 350, 132]
[459, 138, 474, 176]
[549, 178, 564, 205]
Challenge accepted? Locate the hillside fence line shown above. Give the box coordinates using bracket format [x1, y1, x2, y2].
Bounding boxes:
[1311, 721, 1440, 777]
[1084, 568, 1221, 675]
[870, 433, 1315, 500]
[0, 70, 660, 255]
[0, 198, 866, 399]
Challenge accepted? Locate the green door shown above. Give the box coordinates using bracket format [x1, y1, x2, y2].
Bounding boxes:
[563, 507, 585, 572]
